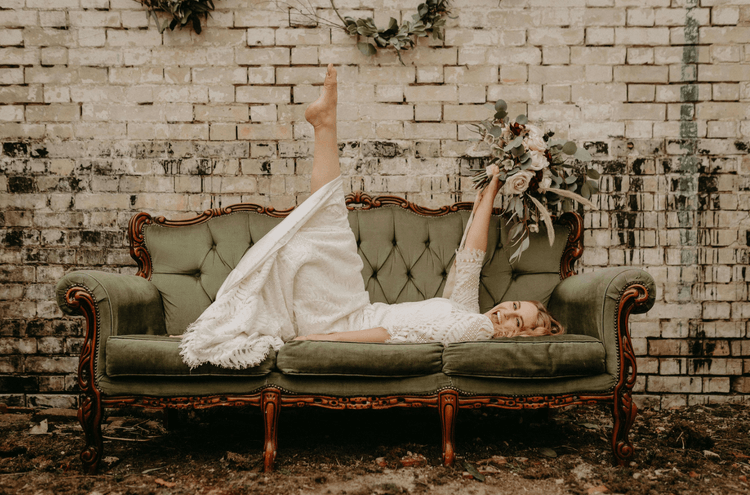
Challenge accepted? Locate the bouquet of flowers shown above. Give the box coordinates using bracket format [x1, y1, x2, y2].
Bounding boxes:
[467, 100, 600, 263]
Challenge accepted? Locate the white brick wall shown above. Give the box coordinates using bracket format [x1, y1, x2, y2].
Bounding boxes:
[0, 0, 748, 409]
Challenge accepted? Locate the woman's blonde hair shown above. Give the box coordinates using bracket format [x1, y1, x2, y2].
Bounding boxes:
[517, 300, 564, 337]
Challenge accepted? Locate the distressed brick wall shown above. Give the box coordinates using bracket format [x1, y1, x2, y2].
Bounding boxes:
[0, 0, 748, 410]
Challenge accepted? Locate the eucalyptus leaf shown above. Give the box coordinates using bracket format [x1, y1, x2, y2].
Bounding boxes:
[489, 126, 503, 138]
[567, 183, 577, 192]
[574, 146, 592, 162]
[503, 135, 524, 152]
[494, 110, 507, 120]
[357, 42, 377, 56]
[581, 181, 591, 199]
[516, 114, 528, 125]
[586, 168, 600, 180]
[495, 100, 508, 112]
[588, 179, 599, 192]
[562, 141, 577, 155]
[564, 174, 578, 184]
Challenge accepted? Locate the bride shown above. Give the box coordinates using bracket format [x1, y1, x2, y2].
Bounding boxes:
[178, 64, 563, 370]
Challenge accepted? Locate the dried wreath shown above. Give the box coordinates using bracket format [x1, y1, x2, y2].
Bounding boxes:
[283, 0, 452, 64]
[467, 100, 600, 262]
[141, 0, 214, 34]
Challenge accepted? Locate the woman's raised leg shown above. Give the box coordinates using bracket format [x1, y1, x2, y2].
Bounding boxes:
[305, 63, 340, 194]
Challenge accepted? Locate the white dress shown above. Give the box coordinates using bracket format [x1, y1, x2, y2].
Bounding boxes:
[179, 176, 494, 370]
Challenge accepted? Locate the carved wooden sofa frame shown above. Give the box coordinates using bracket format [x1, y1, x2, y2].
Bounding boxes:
[61, 192, 652, 474]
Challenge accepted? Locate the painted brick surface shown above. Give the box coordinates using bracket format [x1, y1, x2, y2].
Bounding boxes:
[0, 0, 749, 410]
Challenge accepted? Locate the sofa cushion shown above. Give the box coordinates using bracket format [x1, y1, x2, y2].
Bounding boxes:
[105, 335, 276, 377]
[442, 335, 606, 379]
[276, 341, 443, 377]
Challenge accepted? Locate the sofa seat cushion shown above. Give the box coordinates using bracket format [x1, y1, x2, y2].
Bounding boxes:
[105, 335, 275, 377]
[277, 341, 443, 377]
[442, 335, 606, 379]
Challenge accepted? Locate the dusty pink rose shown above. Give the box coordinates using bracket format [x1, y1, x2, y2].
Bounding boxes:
[523, 125, 546, 153]
[528, 149, 549, 171]
[502, 170, 535, 195]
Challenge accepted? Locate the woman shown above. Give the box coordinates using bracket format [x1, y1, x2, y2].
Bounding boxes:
[178, 64, 563, 370]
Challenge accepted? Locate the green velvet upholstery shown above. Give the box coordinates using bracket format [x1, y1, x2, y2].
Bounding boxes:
[277, 341, 444, 377]
[442, 335, 606, 379]
[144, 213, 283, 335]
[547, 266, 656, 379]
[448, 373, 618, 396]
[106, 335, 276, 377]
[96, 375, 269, 397]
[55, 271, 167, 386]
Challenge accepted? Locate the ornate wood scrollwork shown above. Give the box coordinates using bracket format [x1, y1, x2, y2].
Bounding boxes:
[345, 191, 475, 216]
[438, 390, 458, 467]
[128, 212, 154, 279]
[612, 283, 649, 466]
[558, 211, 584, 279]
[280, 394, 439, 410]
[65, 286, 103, 475]
[459, 394, 608, 411]
[102, 394, 262, 410]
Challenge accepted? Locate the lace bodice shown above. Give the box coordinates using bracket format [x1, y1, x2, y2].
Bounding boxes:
[363, 248, 495, 344]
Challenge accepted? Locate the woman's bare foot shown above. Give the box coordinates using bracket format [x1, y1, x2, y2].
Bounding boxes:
[304, 63, 337, 129]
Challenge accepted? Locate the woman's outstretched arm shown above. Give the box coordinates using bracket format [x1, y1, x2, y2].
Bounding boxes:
[463, 169, 501, 252]
[293, 327, 389, 342]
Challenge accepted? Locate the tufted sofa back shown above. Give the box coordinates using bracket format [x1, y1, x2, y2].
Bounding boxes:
[135, 203, 574, 335]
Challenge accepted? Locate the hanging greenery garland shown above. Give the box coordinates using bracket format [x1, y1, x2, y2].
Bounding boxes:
[283, 0, 453, 64]
[334, 0, 451, 61]
[140, 0, 215, 34]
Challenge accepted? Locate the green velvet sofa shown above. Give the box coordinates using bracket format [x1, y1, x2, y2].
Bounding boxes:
[56, 191, 655, 473]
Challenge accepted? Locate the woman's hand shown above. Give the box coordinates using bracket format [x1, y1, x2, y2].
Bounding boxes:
[485, 165, 501, 197]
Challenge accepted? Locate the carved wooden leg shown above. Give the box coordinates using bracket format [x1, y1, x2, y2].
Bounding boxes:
[611, 284, 646, 466]
[78, 393, 103, 474]
[438, 390, 458, 466]
[261, 388, 281, 472]
[612, 385, 638, 465]
[66, 286, 104, 474]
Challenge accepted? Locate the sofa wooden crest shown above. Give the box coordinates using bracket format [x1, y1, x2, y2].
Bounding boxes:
[56, 191, 655, 474]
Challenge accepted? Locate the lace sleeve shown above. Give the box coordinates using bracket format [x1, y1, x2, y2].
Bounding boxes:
[448, 248, 485, 314]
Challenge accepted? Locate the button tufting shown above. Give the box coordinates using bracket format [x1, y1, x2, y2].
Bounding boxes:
[195, 272, 201, 278]
[425, 241, 430, 247]
[392, 240, 397, 246]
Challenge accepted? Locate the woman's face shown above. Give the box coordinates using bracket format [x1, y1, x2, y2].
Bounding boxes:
[484, 301, 539, 337]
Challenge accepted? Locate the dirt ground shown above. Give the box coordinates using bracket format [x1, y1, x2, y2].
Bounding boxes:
[1, 402, 749, 495]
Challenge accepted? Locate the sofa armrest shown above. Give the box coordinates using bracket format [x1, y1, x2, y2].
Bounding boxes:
[56, 270, 167, 387]
[547, 267, 656, 378]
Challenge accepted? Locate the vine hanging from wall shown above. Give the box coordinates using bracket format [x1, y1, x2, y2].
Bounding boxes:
[283, 0, 453, 64]
[140, 0, 215, 34]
